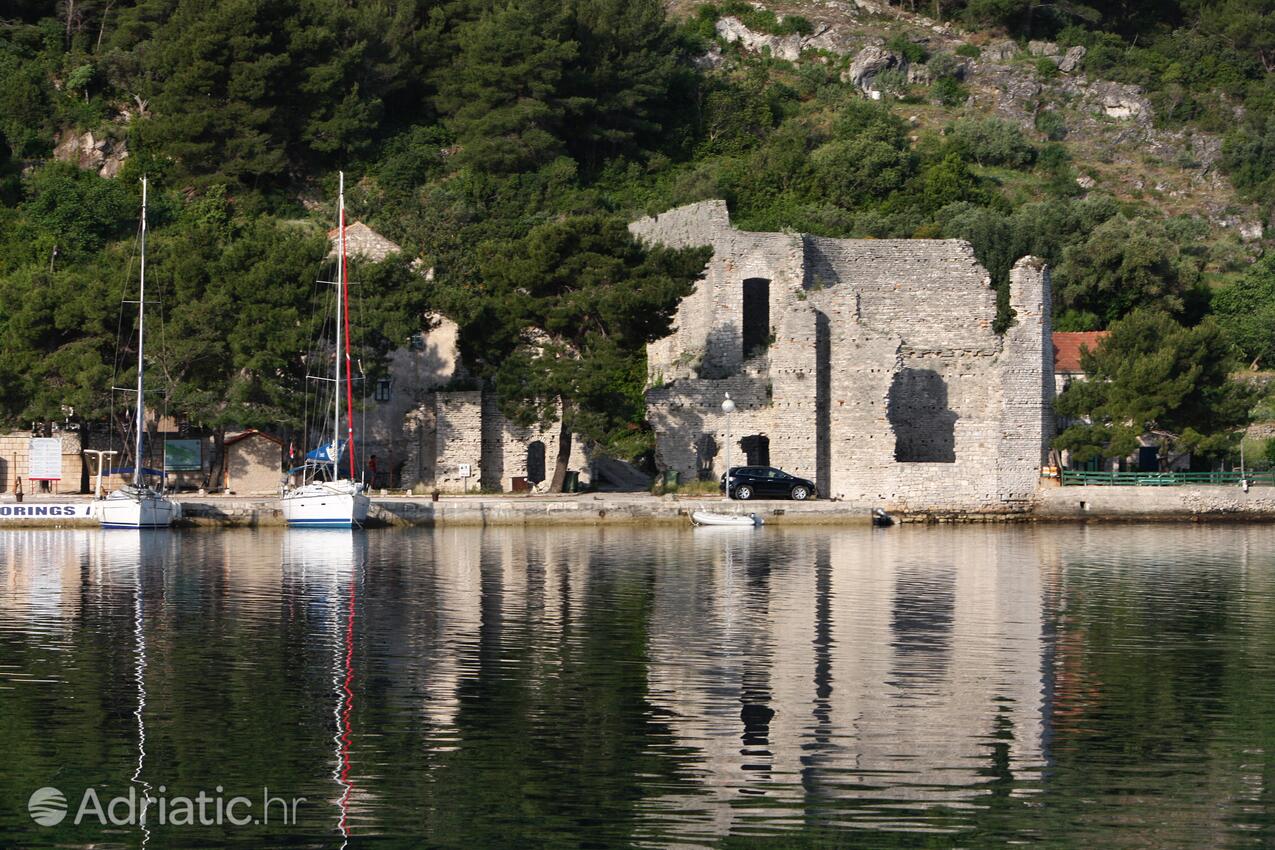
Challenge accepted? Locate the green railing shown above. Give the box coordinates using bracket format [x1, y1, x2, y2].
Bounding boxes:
[1060, 469, 1275, 486]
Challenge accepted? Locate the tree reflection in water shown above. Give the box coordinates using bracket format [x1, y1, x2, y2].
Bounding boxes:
[1, 525, 1274, 848]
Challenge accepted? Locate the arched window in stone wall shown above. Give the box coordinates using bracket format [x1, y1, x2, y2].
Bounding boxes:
[742, 278, 770, 359]
[888, 368, 957, 463]
[527, 440, 546, 484]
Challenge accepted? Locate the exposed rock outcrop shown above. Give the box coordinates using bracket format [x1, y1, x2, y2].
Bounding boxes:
[982, 40, 1020, 63]
[715, 16, 803, 62]
[1058, 45, 1086, 73]
[843, 45, 906, 92]
[1082, 80, 1152, 123]
[53, 130, 128, 178]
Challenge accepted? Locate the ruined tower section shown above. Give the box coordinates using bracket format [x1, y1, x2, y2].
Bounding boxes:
[997, 258, 1056, 504]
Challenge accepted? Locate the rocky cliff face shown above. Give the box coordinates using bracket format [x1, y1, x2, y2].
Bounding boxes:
[673, 0, 1262, 241]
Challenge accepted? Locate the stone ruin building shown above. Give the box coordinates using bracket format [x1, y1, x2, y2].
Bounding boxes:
[330, 222, 591, 494]
[632, 201, 1056, 514]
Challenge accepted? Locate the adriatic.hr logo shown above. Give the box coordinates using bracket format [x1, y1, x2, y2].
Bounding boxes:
[27, 787, 67, 826]
[26, 785, 305, 828]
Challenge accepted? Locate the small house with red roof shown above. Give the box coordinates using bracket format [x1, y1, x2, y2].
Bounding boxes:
[1052, 331, 1108, 392]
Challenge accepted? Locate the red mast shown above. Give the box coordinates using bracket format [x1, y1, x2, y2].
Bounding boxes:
[340, 199, 357, 481]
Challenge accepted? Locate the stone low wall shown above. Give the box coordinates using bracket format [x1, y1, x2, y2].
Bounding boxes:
[369, 495, 880, 527]
[1037, 485, 1275, 521]
[10, 488, 1275, 527]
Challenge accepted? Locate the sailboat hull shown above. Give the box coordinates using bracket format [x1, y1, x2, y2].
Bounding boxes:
[93, 491, 181, 529]
[281, 481, 370, 528]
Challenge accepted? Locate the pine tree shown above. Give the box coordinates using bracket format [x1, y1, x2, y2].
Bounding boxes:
[435, 0, 578, 174]
[447, 215, 710, 490]
[560, 0, 687, 169]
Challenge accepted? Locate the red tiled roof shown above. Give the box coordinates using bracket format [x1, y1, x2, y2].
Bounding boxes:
[1053, 331, 1109, 373]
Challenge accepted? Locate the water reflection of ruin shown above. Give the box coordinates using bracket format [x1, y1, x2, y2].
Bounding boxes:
[641, 527, 1049, 839]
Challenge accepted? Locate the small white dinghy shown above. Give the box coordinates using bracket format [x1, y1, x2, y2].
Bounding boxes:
[691, 511, 763, 527]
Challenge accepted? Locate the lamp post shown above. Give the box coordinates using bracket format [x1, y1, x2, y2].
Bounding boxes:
[722, 393, 735, 499]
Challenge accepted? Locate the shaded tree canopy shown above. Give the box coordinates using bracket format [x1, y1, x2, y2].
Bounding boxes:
[1053, 310, 1254, 463]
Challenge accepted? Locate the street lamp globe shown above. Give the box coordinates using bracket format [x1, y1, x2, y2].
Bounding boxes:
[721, 394, 735, 415]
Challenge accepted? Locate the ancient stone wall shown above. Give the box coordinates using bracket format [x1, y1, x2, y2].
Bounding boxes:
[634, 201, 1055, 513]
[433, 391, 484, 492]
[402, 390, 590, 493]
[360, 313, 463, 486]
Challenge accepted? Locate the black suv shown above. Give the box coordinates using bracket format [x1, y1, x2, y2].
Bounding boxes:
[720, 466, 816, 501]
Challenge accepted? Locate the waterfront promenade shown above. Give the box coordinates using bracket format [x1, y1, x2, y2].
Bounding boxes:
[6, 485, 1275, 527]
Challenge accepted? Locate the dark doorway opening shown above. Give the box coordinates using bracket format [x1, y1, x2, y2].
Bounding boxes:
[695, 433, 718, 481]
[741, 434, 770, 467]
[527, 440, 546, 484]
[742, 278, 770, 359]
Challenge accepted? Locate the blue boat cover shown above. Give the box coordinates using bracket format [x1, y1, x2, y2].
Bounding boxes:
[287, 440, 346, 474]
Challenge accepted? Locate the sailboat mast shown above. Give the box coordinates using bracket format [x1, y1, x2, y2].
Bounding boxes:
[334, 173, 343, 475]
[340, 178, 356, 481]
[134, 177, 147, 489]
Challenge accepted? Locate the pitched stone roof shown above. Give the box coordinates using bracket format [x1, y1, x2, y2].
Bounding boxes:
[327, 221, 402, 262]
[1053, 331, 1109, 373]
[225, 429, 284, 447]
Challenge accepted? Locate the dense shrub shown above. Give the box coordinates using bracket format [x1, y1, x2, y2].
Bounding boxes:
[949, 117, 1037, 167]
[886, 33, 929, 65]
[1034, 109, 1067, 141]
[932, 77, 969, 106]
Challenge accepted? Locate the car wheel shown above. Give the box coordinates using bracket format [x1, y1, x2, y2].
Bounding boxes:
[791, 485, 809, 501]
[735, 485, 753, 500]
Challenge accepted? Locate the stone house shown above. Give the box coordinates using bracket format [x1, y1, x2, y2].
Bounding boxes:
[223, 430, 284, 494]
[632, 200, 1056, 514]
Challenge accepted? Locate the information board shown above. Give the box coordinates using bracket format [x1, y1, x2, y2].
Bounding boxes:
[165, 439, 203, 471]
[28, 438, 62, 481]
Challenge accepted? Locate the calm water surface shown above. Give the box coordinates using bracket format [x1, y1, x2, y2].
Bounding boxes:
[2, 524, 1275, 848]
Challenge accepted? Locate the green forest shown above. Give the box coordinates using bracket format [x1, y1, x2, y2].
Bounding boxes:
[4, 0, 1275, 471]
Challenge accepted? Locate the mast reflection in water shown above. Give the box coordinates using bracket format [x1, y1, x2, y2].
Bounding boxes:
[1, 524, 1274, 848]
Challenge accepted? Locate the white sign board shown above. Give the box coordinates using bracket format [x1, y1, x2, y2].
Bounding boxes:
[459, 463, 472, 478]
[0, 503, 93, 520]
[28, 438, 62, 481]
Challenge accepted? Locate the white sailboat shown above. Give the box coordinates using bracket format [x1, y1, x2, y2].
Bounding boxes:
[94, 177, 181, 530]
[280, 172, 371, 529]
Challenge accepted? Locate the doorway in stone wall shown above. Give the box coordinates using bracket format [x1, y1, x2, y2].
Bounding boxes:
[527, 440, 546, 485]
[695, 433, 718, 480]
[741, 434, 770, 467]
[742, 278, 770, 359]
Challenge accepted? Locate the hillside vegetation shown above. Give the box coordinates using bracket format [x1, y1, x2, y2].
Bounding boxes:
[3, 0, 1275, 465]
